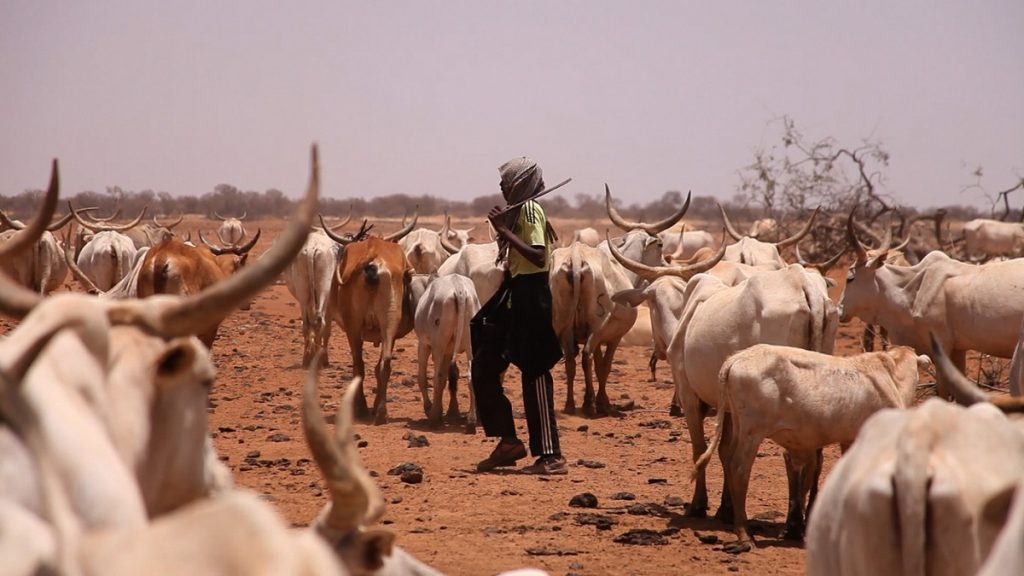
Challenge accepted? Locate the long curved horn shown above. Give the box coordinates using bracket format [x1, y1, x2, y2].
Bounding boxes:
[71, 204, 147, 232]
[213, 211, 227, 221]
[91, 208, 122, 223]
[438, 222, 461, 255]
[107, 145, 318, 337]
[200, 228, 261, 256]
[383, 211, 418, 242]
[46, 208, 93, 232]
[717, 203, 746, 241]
[0, 159, 60, 317]
[61, 227, 102, 295]
[794, 244, 846, 273]
[304, 360, 385, 536]
[320, 215, 359, 245]
[329, 204, 353, 231]
[605, 185, 691, 235]
[605, 229, 725, 282]
[775, 206, 820, 249]
[238, 211, 246, 221]
[0, 209, 26, 230]
[929, 333, 987, 405]
[846, 207, 869, 263]
[153, 214, 183, 230]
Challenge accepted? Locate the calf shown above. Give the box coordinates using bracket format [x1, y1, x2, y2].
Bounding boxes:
[693, 344, 928, 551]
[413, 274, 481, 431]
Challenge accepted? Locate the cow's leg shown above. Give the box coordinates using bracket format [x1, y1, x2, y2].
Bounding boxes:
[417, 341, 432, 419]
[445, 362, 462, 423]
[346, 333, 370, 419]
[805, 447, 824, 519]
[783, 449, 818, 540]
[648, 350, 658, 382]
[301, 314, 313, 368]
[681, 393, 711, 518]
[562, 340, 577, 414]
[861, 324, 875, 352]
[714, 411, 735, 523]
[669, 390, 683, 417]
[318, 314, 332, 367]
[594, 343, 617, 415]
[723, 435, 759, 553]
[372, 345, 394, 425]
[581, 347, 596, 418]
[427, 353, 446, 429]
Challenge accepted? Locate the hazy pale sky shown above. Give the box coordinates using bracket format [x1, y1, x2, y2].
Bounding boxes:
[2, 1, 1021, 210]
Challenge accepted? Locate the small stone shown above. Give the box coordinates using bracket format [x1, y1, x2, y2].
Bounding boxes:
[391, 497, 403, 504]
[357, 440, 369, 448]
[626, 503, 651, 515]
[695, 531, 719, 544]
[576, 459, 606, 469]
[569, 493, 598, 508]
[647, 478, 668, 485]
[613, 528, 668, 546]
[610, 492, 636, 501]
[267, 433, 290, 442]
[406, 434, 430, 448]
[576, 425, 589, 432]
[574, 512, 616, 530]
[664, 495, 686, 507]
[245, 450, 261, 459]
[400, 470, 423, 484]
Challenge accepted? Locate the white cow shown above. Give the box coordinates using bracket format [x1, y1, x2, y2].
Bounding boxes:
[285, 230, 341, 367]
[962, 218, 1024, 261]
[398, 225, 456, 274]
[440, 214, 475, 249]
[666, 264, 839, 531]
[748, 217, 778, 239]
[571, 226, 601, 247]
[0, 200, 75, 294]
[840, 224, 1024, 374]
[660, 226, 716, 262]
[719, 204, 819, 268]
[436, 241, 504, 305]
[214, 211, 247, 246]
[75, 230, 139, 291]
[693, 344, 927, 551]
[413, 274, 480, 431]
[603, 185, 690, 286]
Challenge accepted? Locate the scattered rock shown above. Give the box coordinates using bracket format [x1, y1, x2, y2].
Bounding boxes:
[576, 459, 606, 469]
[664, 495, 686, 507]
[569, 493, 598, 508]
[647, 478, 668, 485]
[695, 531, 719, 545]
[390, 496, 403, 504]
[615, 400, 636, 411]
[548, 512, 569, 522]
[610, 492, 636, 501]
[409, 527, 432, 534]
[218, 426, 235, 433]
[574, 513, 617, 530]
[626, 503, 652, 516]
[639, 420, 671, 429]
[267, 433, 290, 442]
[660, 527, 680, 537]
[525, 547, 580, 556]
[357, 440, 369, 448]
[245, 450, 261, 459]
[576, 425, 589, 432]
[404, 433, 430, 448]
[613, 528, 668, 546]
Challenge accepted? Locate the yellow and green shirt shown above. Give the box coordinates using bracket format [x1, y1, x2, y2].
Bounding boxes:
[508, 200, 551, 277]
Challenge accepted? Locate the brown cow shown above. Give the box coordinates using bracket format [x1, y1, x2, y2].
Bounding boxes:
[327, 219, 417, 424]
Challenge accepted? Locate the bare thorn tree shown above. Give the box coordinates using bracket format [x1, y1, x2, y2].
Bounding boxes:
[960, 165, 1024, 221]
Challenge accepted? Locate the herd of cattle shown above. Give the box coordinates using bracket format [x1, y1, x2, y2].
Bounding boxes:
[1, 150, 1023, 575]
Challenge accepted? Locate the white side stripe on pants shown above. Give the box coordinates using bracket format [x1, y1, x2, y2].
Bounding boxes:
[535, 374, 554, 454]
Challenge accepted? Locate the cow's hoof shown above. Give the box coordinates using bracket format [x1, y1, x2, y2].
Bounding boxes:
[783, 523, 805, 541]
[427, 417, 443, 430]
[714, 506, 735, 524]
[683, 504, 708, 519]
[444, 410, 463, 424]
[373, 409, 388, 426]
[723, 541, 752, 555]
[583, 404, 598, 418]
[354, 401, 372, 422]
[669, 404, 683, 417]
[562, 404, 576, 415]
[464, 423, 477, 435]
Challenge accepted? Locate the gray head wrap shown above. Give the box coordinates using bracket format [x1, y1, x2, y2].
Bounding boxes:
[495, 157, 556, 264]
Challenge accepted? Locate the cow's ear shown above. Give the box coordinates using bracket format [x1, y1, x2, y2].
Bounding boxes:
[353, 529, 396, 572]
[157, 339, 198, 377]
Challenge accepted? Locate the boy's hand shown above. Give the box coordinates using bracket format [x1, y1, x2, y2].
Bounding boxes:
[487, 206, 509, 233]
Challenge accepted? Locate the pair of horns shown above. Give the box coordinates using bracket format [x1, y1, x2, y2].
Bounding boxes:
[606, 185, 691, 236]
[321, 212, 418, 245]
[199, 228, 261, 256]
[214, 211, 246, 221]
[70, 203, 147, 233]
[719, 204, 820, 249]
[605, 228, 727, 282]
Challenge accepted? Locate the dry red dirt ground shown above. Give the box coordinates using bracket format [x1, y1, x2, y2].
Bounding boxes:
[4, 215, 998, 576]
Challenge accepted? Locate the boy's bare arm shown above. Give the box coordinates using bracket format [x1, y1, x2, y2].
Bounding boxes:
[488, 206, 546, 268]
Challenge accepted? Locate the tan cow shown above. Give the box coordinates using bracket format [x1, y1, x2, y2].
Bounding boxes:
[805, 334, 1024, 576]
[0, 197, 78, 294]
[214, 211, 247, 246]
[692, 344, 927, 551]
[328, 219, 417, 424]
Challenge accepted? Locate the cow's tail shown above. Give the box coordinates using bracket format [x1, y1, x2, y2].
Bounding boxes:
[893, 416, 930, 576]
[569, 244, 583, 350]
[691, 355, 734, 481]
[801, 275, 826, 353]
[449, 290, 468, 394]
[309, 247, 325, 335]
